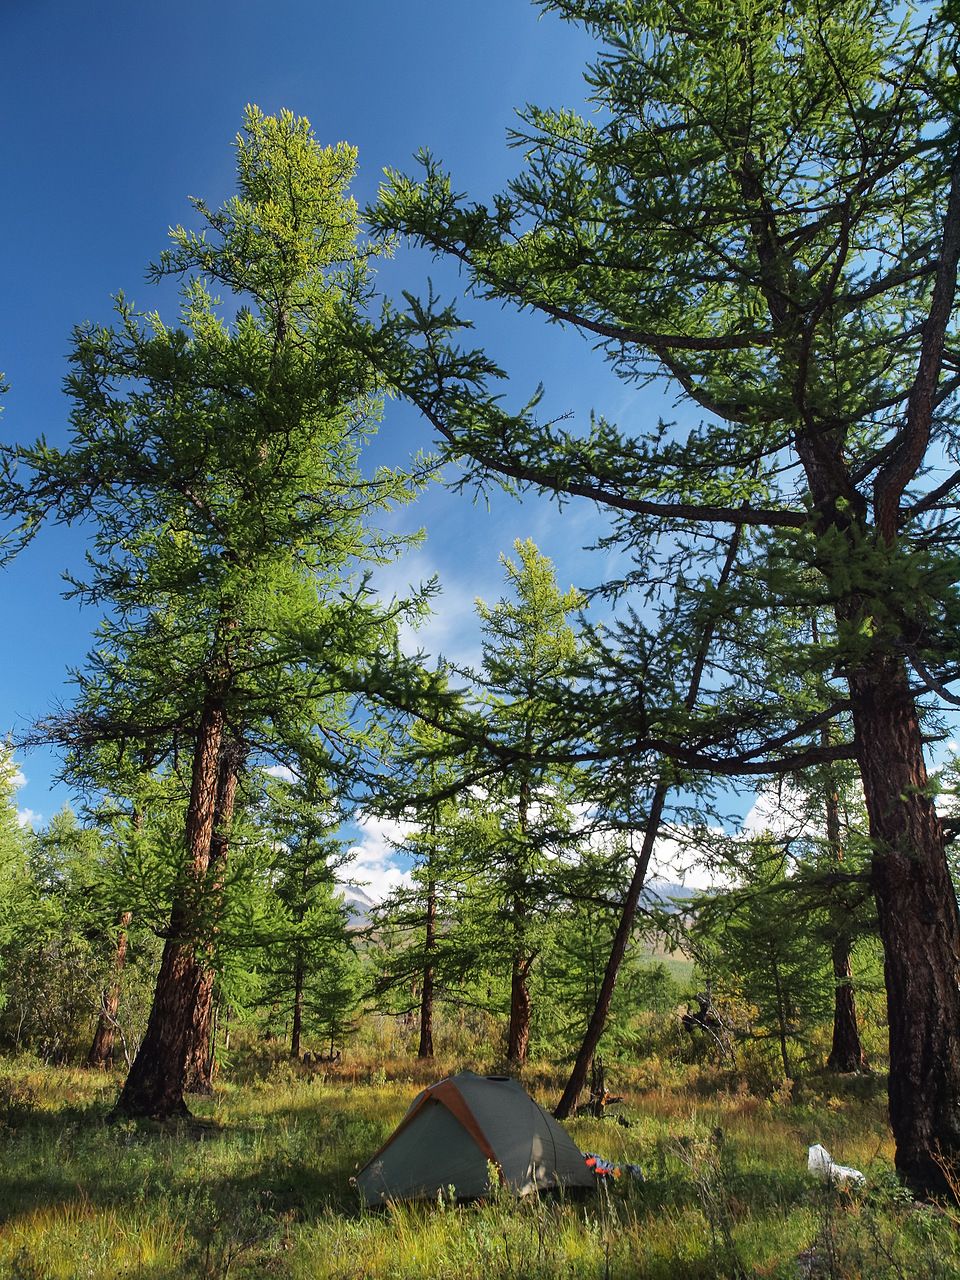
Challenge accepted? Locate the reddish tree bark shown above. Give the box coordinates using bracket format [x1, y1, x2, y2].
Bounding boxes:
[186, 736, 242, 1095]
[826, 937, 868, 1073]
[793, 135, 960, 1192]
[87, 909, 133, 1069]
[112, 699, 224, 1119]
[849, 659, 960, 1192]
[506, 941, 533, 1064]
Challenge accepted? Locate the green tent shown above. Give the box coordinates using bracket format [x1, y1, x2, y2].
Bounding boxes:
[354, 1071, 597, 1206]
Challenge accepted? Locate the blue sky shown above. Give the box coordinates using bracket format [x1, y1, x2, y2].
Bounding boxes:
[2, 3, 636, 824]
[1, 2, 758, 892]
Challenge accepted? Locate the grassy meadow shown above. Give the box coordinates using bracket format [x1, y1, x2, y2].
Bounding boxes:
[1, 1037, 959, 1280]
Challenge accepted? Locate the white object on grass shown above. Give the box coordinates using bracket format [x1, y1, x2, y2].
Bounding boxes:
[807, 1143, 865, 1185]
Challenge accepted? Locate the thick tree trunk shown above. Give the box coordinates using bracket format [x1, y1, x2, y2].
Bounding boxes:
[186, 736, 242, 1095]
[418, 878, 436, 1058]
[112, 700, 224, 1119]
[506, 887, 532, 1063]
[788, 134, 960, 1194]
[87, 909, 133, 1069]
[849, 657, 960, 1194]
[112, 928, 207, 1118]
[185, 977, 217, 1095]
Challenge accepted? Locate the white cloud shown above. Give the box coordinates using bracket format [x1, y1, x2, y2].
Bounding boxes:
[342, 811, 413, 902]
[10, 763, 38, 828]
[741, 786, 818, 840]
[264, 764, 296, 782]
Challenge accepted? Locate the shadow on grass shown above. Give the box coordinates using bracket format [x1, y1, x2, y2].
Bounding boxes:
[0, 1100, 369, 1228]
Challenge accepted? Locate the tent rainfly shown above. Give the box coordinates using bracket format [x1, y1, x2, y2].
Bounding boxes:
[354, 1071, 597, 1206]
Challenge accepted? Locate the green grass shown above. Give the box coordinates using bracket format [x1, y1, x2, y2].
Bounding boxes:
[0, 1053, 958, 1279]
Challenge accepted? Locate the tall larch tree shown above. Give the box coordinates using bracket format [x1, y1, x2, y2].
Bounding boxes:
[366, 723, 472, 1059]
[6, 108, 434, 1118]
[459, 539, 592, 1063]
[370, 0, 960, 1193]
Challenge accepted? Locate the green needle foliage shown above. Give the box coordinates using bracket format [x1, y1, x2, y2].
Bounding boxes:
[369, 542, 618, 1063]
[365, 723, 480, 1059]
[255, 772, 359, 1060]
[456, 540, 598, 1063]
[370, 0, 960, 1194]
[0, 749, 29, 999]
[3, 108, 438, 1117]
[690, 836, 838, 1084]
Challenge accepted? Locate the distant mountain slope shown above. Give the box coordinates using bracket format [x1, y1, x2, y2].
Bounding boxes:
[338, 884, 378, 928]
[641, 878, 696, 912]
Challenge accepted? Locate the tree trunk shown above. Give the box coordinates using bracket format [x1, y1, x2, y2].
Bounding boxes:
[290, 961, 305, 1059]
[507, 950, 532, 1064]
[506, 774, 534, 1065]
[506, 886, 532, 1063]
[771, 959, 793, 1082]
[553, 528, 742, 1119]
[87, 909, 133, 1069]
[554, 784, 666, 1118]
[185, 978, 217, 1095]
[827, 935, 868, 1072]
[418, 877, 436, 1058]
[112, 699, 224, 1119]
[185, 736, 242, 1095]
[819, 716, 868, 1074]
[849, 657, 960, 1194]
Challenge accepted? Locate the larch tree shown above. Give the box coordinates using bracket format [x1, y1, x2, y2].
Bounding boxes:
[256, 771, 353, 1061]
[689, 835, 848, 1082]
[5, 108, 434, 1118]
[370, 541, 598, 1063]
[456, 539, 593, 1063]
[370, 0, 960, 1192]
[366, 724, 472, 1059]
[783, 747, 876, 1074]
[0, 749, 30, 1021]
[73, 747, 191, 1069]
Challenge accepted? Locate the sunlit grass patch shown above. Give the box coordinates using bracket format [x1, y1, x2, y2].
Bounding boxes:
[0, 1051, 955, 1279]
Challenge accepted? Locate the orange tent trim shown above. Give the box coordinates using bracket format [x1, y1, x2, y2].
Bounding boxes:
[359, 1078, 506, 1186]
